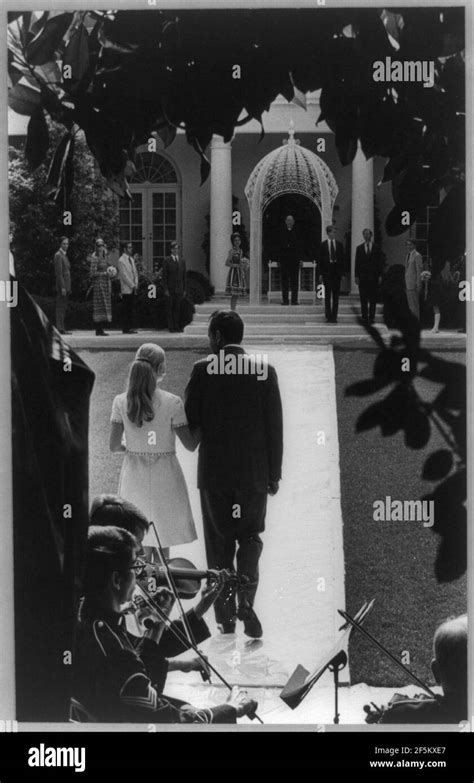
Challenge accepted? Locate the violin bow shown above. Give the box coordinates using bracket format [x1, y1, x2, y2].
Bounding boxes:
[149, 523, 206, 673]
[148, 523, 264, 724]
[337, 609, 438, 699]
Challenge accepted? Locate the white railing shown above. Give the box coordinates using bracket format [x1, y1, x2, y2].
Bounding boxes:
[267, 260, 319, 303]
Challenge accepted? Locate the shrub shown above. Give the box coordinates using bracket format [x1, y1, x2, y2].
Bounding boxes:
[9, 122, 119, 300]
[186, 270, 214, 302]
[33, 270, 169, 329]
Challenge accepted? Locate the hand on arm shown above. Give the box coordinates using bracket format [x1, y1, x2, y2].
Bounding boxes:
[175, 424, 201, 452]
[110, 421, 125, 452]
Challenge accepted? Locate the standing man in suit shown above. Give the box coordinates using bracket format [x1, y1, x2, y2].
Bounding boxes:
[162, 241, 186, 332]
[185, 311, 283, 638]
[117, 242, 138, 334]
[54, 235, 72, 335]
[404, 239, 423, 319]
[277, 215, 304, 305]
[355, 229, 385, 324]
[318, 225, 345, 323]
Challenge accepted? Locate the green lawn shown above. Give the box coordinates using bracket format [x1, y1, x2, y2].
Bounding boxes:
[82, 346, 467, 688]
[334, 347, 466, 688]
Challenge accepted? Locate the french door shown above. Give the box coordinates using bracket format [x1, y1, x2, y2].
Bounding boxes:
[119, 184, 181, 274]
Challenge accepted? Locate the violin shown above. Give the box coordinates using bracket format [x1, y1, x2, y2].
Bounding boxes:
[125, 557, 239, 684]
[137, 557, 243, 601]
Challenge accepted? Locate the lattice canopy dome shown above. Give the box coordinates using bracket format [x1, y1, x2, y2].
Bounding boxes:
[245, 126, 338, 218]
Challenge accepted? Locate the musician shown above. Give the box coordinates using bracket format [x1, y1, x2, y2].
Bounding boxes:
[90, 494, 148, 553]
[379, 614, 467, 724]
[88, 497, 224, 689]
[73, 526, 257, 722]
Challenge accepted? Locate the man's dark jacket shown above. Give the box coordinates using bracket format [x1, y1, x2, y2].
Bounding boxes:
[185, 346, 283, 492]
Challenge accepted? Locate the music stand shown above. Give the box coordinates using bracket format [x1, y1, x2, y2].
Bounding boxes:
[280, 599, 374, 724]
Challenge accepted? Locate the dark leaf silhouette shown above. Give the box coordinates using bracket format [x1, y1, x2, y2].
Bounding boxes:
[25, 13, 73, 65]
[425, 470, 466, 581]
[435, 528, 467, 583]
[63, 22, 90, 94]
[45, 132, 73, 200]
[373, 349, 406, 384]
[385, 204, 416, 236]
[422, 450, 453, 481]
[345, 377, 390, 397]
[25, 106, 49, 169]
[8, 81, 41, 115]
[404, 408, 430, 450]
[356, 401, 385, 433]
[7, 8, 465, 224]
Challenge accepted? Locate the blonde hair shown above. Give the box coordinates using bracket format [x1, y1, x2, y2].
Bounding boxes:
[126, 344, 166, 426]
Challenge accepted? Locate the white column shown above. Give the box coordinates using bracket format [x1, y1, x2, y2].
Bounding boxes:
[210, 136, 232, 295]
[351, 142, 374, 293]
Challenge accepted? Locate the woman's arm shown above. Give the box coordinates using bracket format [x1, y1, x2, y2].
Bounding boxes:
[110, 421, 125, 452]
[225, 249, 238, 268]
[175, 425, 201, 452]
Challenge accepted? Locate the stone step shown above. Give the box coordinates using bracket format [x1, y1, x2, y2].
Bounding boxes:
[184, 323, 388, 336]
[195, 303, 383, 315]
[192, 312, 383, 324]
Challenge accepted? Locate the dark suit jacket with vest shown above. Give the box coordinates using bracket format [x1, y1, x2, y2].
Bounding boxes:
[317, 239, 345, 279]
[162, 255, 186, 295]
[355, 242, 384, 281]
[184, 345, 283, 492]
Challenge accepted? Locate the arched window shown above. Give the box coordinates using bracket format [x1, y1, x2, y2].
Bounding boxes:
[130, 152, 178, 184]
[119, 152, 181, 273]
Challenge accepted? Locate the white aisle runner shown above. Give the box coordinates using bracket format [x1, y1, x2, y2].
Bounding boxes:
[168, 345, 347, 722]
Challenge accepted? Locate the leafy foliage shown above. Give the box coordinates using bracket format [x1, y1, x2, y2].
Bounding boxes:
[346, 273, 466, 582]
[7, 9, 465, 255]
[186, 270, 214, 304]
[9, 121, 119, 298]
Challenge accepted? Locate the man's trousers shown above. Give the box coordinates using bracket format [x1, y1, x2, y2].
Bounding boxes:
[359, 278, 378, 322]
[199, 488, 267, 625]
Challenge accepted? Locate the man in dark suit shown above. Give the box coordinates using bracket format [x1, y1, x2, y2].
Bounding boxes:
[355, 229, 385, 324]
[317, 225, 345, 323]
[277, 214, 304, 305]
[185, 311, 283, 638]
[162, 241, 186, 332]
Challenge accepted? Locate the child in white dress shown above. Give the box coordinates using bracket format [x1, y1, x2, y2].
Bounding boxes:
[109, 343, 199, 557]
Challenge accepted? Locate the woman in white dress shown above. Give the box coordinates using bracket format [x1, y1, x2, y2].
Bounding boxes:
[109, 343, 199, 559]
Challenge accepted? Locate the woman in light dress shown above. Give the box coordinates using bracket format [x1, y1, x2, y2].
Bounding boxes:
[109, 343, 199, 560]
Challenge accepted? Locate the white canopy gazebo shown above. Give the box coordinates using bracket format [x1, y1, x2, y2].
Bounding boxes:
[244, 122, 338, 303]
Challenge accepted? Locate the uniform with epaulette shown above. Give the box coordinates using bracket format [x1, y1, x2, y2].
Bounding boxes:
[73, 600, 238, 723]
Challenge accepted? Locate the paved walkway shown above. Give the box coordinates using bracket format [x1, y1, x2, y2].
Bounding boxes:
[170, 345, 347, 702]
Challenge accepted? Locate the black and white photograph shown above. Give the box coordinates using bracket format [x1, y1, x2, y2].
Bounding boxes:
[2, 0, 472, 772]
